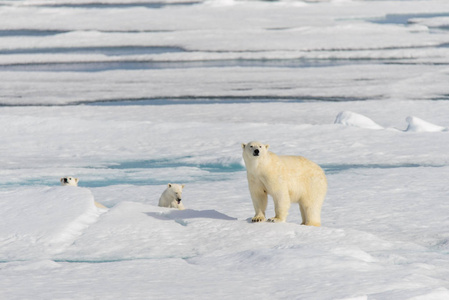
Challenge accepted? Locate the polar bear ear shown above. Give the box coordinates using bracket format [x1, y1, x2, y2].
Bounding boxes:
[60, 178, 64, 183]
[168, 183, 172, 188]
[75, 178, 79, 183]
[181, 184, 185, 189]
[265, 144, 270, 149]
[241, 143, 246, 149]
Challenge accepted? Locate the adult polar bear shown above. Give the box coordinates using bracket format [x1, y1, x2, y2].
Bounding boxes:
[242, 141, 327, 226]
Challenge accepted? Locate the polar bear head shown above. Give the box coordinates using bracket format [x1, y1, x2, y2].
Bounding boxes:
[60, 176, 79, 186]
[242, 141, 270, 159]
[167, 183, 185, 204]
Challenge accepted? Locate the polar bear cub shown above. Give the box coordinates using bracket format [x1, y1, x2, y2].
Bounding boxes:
[158, 183, 185, 210]
[242, 141, 327, 226]
[60, 176, 79, 186]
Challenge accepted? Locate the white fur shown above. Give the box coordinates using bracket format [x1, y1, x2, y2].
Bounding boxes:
[158, 183, 185, 210]
[242, 141, 327, 226]
[60, 176, 79, 186]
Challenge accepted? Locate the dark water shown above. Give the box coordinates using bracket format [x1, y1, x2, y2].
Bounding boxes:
[0, 30, 70, 37]
[0, 58, 383, 72]
[0, 46, 185, 56]
[37, 2, 200, 9]
[82, 96, 366, 106]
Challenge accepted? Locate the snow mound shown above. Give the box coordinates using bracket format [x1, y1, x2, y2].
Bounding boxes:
[405, 116, 447, 132]
[335, 111, 384, 130]
[0, 187, 105, 260]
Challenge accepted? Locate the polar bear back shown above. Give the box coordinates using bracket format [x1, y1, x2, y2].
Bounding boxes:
[249, 152, 326, 205]
[277, 155, 327, 205]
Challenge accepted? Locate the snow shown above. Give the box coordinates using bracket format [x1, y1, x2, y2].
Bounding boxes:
[0, 187, 105, 260]
[1, 0, 449, 299]
[335, 111, 384, 130]
[405, 116, 447, 133]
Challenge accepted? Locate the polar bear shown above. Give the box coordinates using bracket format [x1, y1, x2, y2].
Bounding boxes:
[158, 183, 185, 210]
[60, 176, 79, 186]
[60, 176, 106, 209]
[242, 141, 327, 226]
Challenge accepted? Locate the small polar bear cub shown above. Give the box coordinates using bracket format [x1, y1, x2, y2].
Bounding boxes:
[158, 183, 185, 210]
[60, 176, 79, 186]
[242, 141, 327, 226]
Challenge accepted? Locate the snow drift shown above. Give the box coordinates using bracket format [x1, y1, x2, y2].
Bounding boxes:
[334, 111, 384, 130]
[0, 187, 105, 260]
[405, 116, 447, 132]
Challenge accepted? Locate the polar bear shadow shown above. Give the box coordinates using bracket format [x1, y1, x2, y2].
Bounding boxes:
[146, 209, 237, 223]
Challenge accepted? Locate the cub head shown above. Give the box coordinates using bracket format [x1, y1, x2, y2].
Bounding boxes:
[168, 183, 185, 204]
[60, 176, 79, 186]
[242, 141, 269, 159]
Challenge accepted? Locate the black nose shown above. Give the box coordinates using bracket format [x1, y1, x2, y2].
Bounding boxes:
[254, 149, 259, 156]
[64, 178, 68, 183]
[177, 199, 181, 204]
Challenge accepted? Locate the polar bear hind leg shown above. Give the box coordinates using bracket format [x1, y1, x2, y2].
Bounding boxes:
[300, 186, 326, 226]
[300, 204, 322, 226]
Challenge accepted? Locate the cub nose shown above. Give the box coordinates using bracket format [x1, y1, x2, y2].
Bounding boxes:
[64, 178, 68, 183]
[254, 149, 259, 156]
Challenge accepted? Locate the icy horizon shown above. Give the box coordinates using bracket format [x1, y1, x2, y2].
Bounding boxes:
[1, 0, 449, 105]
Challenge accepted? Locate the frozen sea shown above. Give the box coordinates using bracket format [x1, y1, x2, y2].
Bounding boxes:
[1, 0, 449, 299]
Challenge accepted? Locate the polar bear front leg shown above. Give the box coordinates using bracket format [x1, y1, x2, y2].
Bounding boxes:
[249, 186, 267, 222]
[267, 191, 290, 223]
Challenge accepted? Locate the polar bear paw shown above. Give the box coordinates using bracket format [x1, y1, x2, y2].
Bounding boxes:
[251, 216, 266, 223]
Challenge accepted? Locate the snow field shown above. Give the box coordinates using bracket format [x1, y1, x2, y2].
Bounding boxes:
[1, 100, 449, 298]
[1, 168, 449, 299]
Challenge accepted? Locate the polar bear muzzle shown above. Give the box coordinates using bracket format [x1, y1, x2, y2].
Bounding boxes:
[253, 149, 259, 156]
